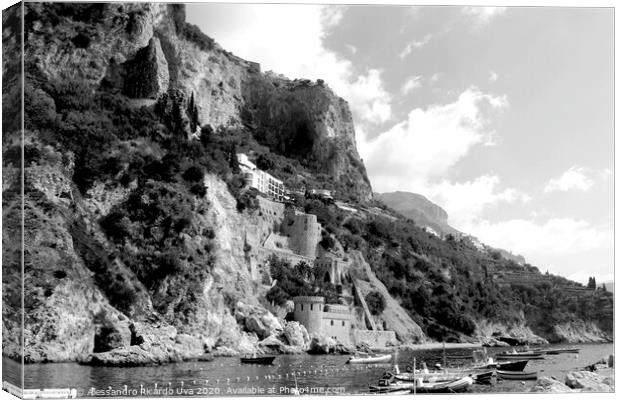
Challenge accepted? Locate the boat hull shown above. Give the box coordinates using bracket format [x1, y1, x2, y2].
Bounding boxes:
[497, 370, 538, 380]
[347, 354, 392, 364]
[471, 360, 528, 371]
[240, 356, 276, 365]
[495, 353, 544, 360]
[416, 377, 474, 393]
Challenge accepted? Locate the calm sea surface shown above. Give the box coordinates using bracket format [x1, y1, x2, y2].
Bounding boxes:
[3, 343, 613, 396]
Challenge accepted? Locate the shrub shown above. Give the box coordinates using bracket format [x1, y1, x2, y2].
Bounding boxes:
[365, 291, 386, 315]
[182, 165, 204, 182]
[319, 232, 335, 250]
[53, 270, 67, 279]
[71, 33, 90, 48]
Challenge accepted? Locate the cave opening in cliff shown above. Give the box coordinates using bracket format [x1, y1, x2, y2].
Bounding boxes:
[289, 121, 314, 156]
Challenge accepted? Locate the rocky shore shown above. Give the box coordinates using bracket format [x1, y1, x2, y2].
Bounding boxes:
[531, 357, 615, 393]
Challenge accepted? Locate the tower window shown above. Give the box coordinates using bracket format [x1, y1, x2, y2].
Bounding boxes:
[331, 320, 334, 326]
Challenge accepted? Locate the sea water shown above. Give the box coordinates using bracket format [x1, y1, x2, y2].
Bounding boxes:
[2, 343, 613, 396]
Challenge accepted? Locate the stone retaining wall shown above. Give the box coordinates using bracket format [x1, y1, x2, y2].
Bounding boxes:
[353, 330, 396, 347]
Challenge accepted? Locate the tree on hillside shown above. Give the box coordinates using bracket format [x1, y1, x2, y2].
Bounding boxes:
[229, 143, 240, 173]
[365, 291, 386, 315]
[587, 276, 597, 289]
[187, 92, 199, 132]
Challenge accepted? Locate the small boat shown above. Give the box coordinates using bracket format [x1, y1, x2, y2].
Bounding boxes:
[497, 370, 538, 380]
[369, 381, 415, 394]
[471, 359, 529, 371]
[555, 348, 580, 354]
[394, 371, 463, 382]
[495, 351, 544, 360]
[347, 354, 392, 364]
[416, 376, 474, 393]
[240, 355, 276, 365]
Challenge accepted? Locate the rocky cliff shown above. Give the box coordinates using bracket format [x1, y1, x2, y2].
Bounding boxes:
[2, 2, 374, 364]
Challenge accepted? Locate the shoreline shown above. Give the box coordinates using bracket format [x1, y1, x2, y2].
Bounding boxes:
[397, 342, 482, 351]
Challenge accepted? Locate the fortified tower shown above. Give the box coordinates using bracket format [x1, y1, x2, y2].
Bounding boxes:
[292, 296, 325, 336]
[283, 213, 321, 258]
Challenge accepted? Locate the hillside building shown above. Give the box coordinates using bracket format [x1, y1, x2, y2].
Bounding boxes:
[237, 153, 285, 202]
[315, 254, 349, 285]
[293, 296, 352, 343]
[281, 212, 321, 259]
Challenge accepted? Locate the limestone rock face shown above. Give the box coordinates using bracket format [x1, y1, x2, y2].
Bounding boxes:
[282, 321, 310, 347]
[549, 320, 612, 343]
[124, 37, 169, 98]
[23, 2, 373, 202]
[241, 76, 372, 202]
[348, 251, 426, 343]
[475, 319, 548, 346]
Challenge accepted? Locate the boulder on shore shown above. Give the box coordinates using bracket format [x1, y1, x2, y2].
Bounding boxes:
[282, 321, 309, 348]
[308, 336, 337, 354]
[530, 377, 573, 393]
[235, 302, 283, 340]
[307, 335, 355, 355]
[258, 335, 305, 354]
[565, 370, 614, 392]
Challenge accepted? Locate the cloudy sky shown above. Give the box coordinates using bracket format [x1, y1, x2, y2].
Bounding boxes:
[187, 4, 613, 284]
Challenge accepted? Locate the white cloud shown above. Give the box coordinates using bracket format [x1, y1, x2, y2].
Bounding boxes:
[489, 71, 499, 83]
[401, 75, 423, 95]
[188, 4, 391, 127]
[462, 218, 612, 261]
[462, 6, 507, 26]
[320, 5, 347, 30]
[360, 86, 508, 193]
[429, 175, 531, 228]
[544, 166, 595, 193]
[399, 34, 433, 60]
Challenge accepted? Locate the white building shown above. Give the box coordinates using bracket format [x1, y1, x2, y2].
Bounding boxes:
[237, 153, 285, 202]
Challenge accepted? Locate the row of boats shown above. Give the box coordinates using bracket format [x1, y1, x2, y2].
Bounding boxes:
[368, 347, 581, 394]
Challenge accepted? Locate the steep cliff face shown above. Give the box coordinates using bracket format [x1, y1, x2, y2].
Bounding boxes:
[241, 75, 372, 201]
[24, 2, 371, 200]
[7, 3, 348, 363]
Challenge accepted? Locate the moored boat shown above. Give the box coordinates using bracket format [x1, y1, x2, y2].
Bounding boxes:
[495, 351, 544, 360]
[393, 372, 462, 383]
[369, 381, 415, 394]
[416, 376, 474, 393]
[240, 356, 276, 365]
[497, 370, 538, 380]
[555, 348, 580, 354]
[347, 354, 392, 364]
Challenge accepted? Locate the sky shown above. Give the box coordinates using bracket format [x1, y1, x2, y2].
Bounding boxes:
[186, 4, 614, 285]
